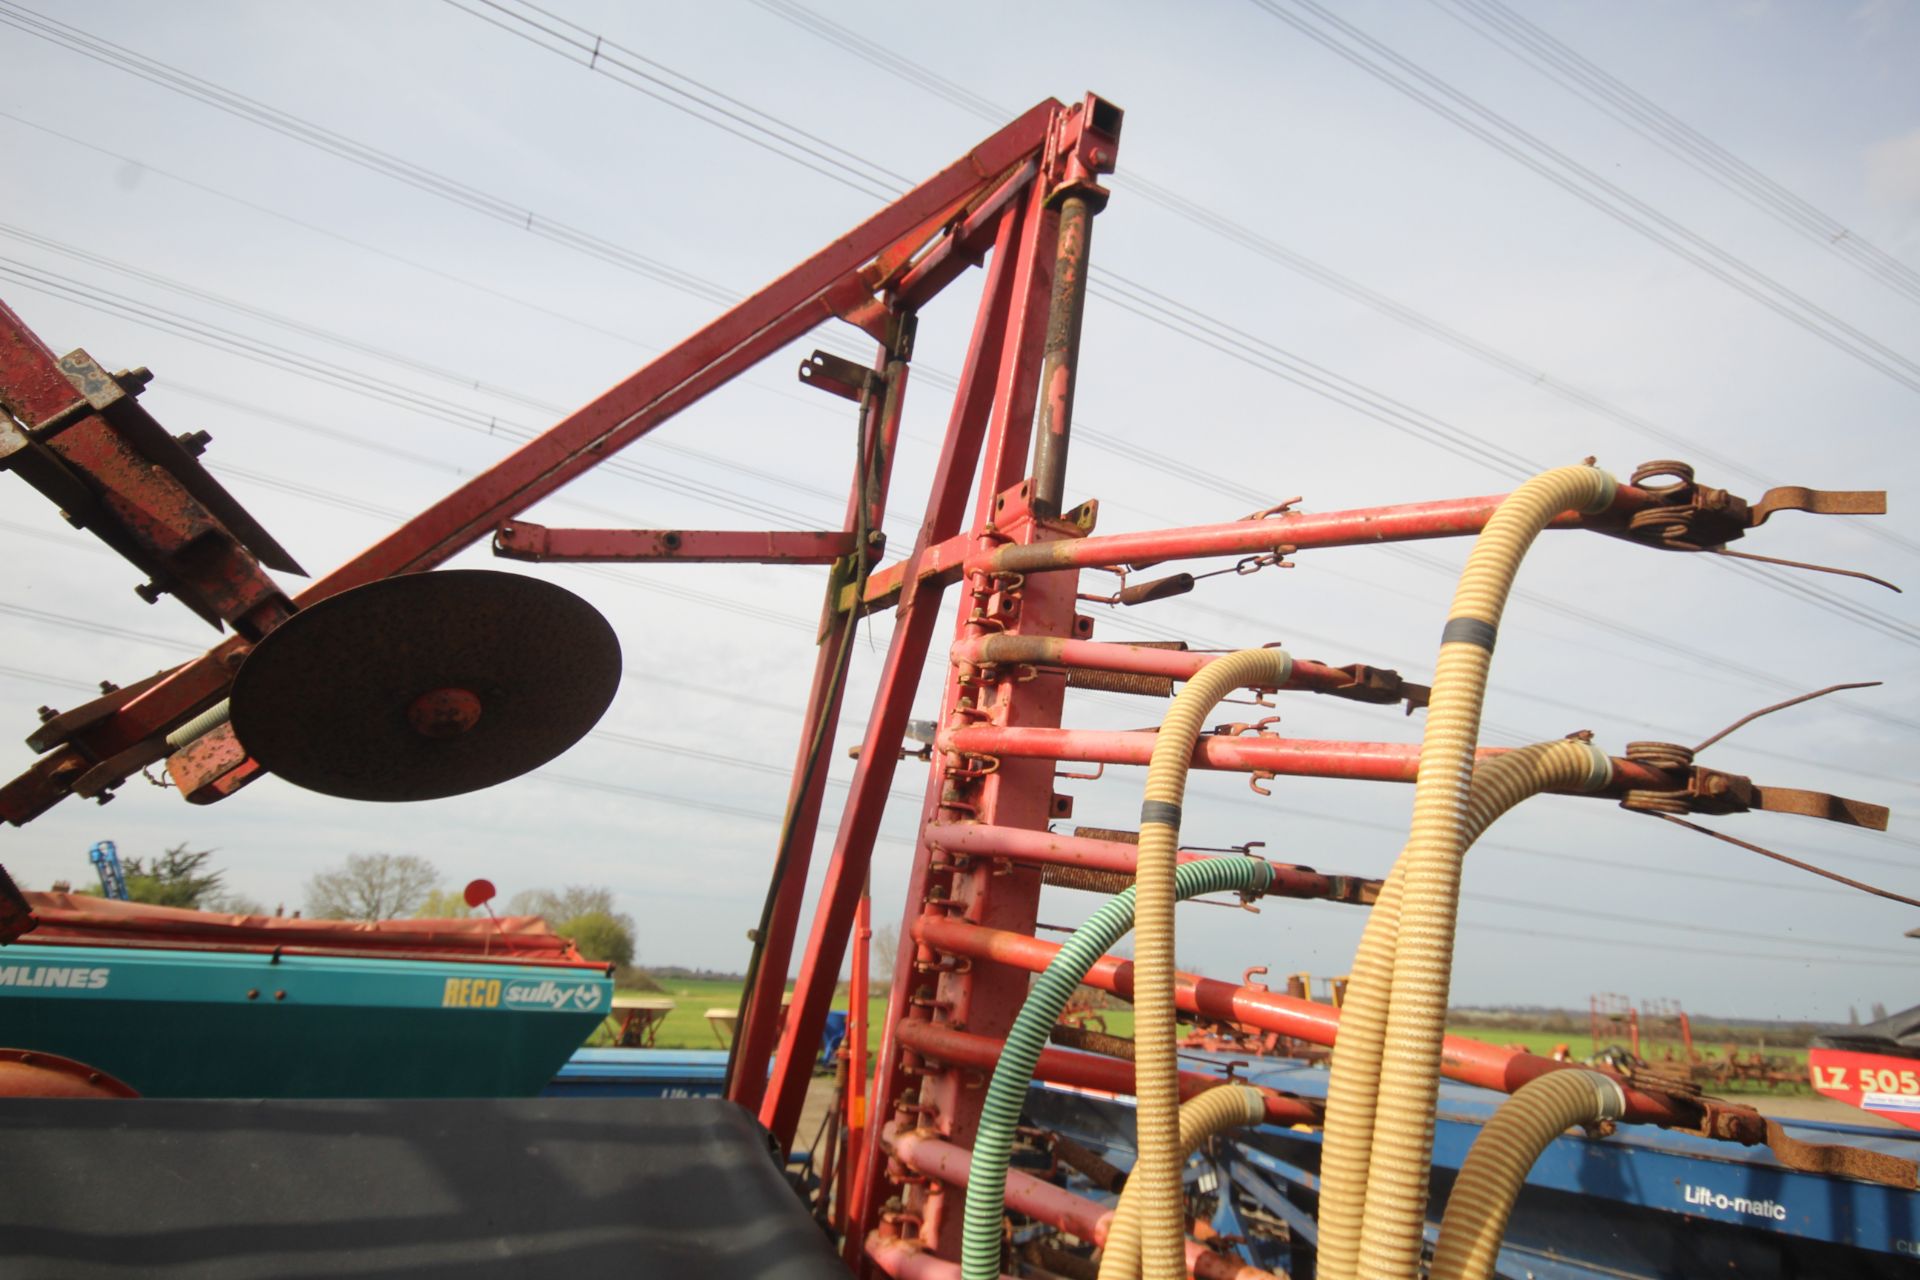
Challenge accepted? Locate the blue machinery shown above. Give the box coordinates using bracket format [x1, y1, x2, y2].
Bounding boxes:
[1024, 1060, 1920, 1279]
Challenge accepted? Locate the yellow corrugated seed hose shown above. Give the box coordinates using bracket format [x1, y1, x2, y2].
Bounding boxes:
[1097, 1085, 1269, 1280]
[1429, 1070, 1626, 1280]
[1357, 464, 1615, 1279]
[1314, 738, 1611, 1280]
[1136, 648, 1293, 1280]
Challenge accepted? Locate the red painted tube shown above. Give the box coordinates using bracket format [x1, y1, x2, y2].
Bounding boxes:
[867, 1234, 1010, 1280]
[939, 726, 1672, 795]
[915, 917, 1702, 1132]
[951, 635, 1393, 699]
[891, 1131, 1274, 1280]
[893, 1019, 1321, 1127]
[971, 486, 1658, 576]
[492, 524, 855, 564]
[921, 821, 1377, 905]
[846, 885, 871, 1226]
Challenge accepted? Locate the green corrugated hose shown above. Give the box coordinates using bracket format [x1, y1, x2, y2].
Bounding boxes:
[957, 854, 1275, 1280]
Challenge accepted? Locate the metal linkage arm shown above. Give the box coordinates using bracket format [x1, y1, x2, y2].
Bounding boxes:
[0, 299, 301, 635]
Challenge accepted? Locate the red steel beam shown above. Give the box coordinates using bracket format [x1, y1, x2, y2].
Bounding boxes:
[491, 523, 855, 564]
[916, 916, 1708, 1133]
[851, 173, 1080, 1260]
[892, 1019, 1321, 1127]
[848, 194, 1042, 1260]
[939, 725, 1674, 794]
[970, 485, 1665, 576]
[4, 100, 1065, 822]
[760, 172, 1040, 1149]
[889, 1130, 1274, 1280]
[920, 822, 1378, 904]
[728, 343, 895, 1112]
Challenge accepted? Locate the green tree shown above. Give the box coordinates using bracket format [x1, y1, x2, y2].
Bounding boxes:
[120, 844, 225, 909]
[306, 853, 439, 921]
[414, 888, 476, 919]
[509, 885, 636, 967]
[558, 910, 636, 967]
[507, 885, 617, 920]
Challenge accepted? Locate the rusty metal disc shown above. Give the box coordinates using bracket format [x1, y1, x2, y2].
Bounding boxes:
[229, 570, 620, 802]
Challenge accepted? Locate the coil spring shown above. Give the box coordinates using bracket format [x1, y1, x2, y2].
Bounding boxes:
[1620, 740, 1694, 814]
[1040, 864, 1136, 896]
[1625, 460, 1710, 550]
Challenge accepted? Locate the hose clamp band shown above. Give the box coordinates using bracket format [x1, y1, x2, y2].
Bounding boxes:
[1440, 616, 1498, 651]
[1585, 1068, 1629, 1121]
[1581, 467, 1621, 514]
[1140, 800, 1182, 828]
[1579, 742, 1614, 793]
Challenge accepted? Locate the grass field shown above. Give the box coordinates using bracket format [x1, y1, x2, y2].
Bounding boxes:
[596, 987, 1812, 1095]
[599, 977, 890, 1052]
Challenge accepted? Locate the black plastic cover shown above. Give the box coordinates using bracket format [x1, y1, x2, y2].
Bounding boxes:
[0, 1097, 845, 1278]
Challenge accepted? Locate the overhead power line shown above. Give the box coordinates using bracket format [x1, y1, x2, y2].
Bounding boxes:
[0, 0, 738, 306]
[742, 0, 1920, 563]
[6, 4, 1909, 744]
[1248, 0, 1920, 395]
[1431, 0, 1920, 307]
[434, 0, 1920, 694]
[1458, 918, 1917, 970]
[449, 0, 908, 200]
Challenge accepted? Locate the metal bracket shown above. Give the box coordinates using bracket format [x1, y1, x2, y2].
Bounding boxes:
[1625, 460, 1886, 551]
[1751, 485, 1887, 527]
[1764, 1118, 1917, 1188]
[799, 350, 881, 403]
[1688, 766, 1889, 830]
[1318, 663, 1432, 712]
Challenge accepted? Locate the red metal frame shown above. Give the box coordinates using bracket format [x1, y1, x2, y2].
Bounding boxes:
[2, 90, 1894, 1277]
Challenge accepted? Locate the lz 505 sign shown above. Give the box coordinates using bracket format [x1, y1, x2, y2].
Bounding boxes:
[1808, 1046, 1920, 1131]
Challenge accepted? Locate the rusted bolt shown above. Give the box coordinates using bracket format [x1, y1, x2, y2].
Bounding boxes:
[98, 680, 118, 694]
[246, 988, 260, 1000]
[94, 791, 114, 806]
[274, 989, 287, 1001]
[175, 429, 212, 456]
[406, 687, 483, 738]
[134, 581, 164, 605]
[36, 706, 57, 723]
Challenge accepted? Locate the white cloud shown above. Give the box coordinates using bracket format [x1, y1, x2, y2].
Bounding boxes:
[1865, 124, 1920, 214]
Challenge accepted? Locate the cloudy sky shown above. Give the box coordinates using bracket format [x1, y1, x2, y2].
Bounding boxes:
[2, 0, 1915, 1021]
